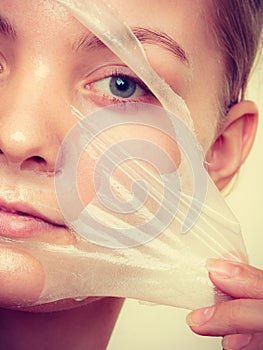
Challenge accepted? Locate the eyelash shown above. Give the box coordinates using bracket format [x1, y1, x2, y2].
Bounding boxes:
[83, 68, 155, 105]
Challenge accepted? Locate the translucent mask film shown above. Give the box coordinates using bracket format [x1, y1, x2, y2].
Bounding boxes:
[0, 0, 248, 310]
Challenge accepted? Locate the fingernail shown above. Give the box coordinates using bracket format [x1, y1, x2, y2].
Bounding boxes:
[186, 306, 215, 327]
[206, 259, 240, 279]
[222, 334, 252, 349]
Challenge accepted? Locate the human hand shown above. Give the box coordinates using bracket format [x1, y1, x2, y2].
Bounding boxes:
[186, 259, 263, 349]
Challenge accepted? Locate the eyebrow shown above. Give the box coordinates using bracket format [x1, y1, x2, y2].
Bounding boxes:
[0, 17, 188, 65]
[0, 15, 16, 38]
[74, 27, 189, 65]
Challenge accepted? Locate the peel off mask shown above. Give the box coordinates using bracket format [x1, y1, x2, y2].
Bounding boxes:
[0, 0, 248, 310]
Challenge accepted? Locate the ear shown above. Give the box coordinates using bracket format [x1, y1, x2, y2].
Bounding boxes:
[206, 100, 258, 191]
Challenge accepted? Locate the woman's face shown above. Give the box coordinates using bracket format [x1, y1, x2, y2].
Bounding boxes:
[0, 0, 225, 309]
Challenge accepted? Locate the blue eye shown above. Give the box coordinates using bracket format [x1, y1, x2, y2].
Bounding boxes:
[93, 75, 147, 100]
[109, 76, 136, 98]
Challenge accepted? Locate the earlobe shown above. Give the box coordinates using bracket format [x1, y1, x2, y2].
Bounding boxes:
[206, 100, 258, 191]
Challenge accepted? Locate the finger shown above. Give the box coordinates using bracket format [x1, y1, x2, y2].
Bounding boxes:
[186, 299, 263, 336]
[222, 333, 263, 350]
[206, 259, 263, 299]
[222, 334, 252, 350]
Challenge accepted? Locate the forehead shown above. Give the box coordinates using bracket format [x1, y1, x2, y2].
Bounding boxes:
[0, 0, 213, 48]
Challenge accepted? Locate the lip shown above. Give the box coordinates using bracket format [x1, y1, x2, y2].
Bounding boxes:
[0, 199, 65, 239]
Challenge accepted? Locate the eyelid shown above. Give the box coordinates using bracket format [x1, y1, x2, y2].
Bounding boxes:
[79, 65, 157, 106]
[82, 65, 152, 93]
[93, 75, 147, 100]
[92, 73, 152, 97]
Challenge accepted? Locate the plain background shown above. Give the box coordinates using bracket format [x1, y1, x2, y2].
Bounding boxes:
[108, 61, 263, 349]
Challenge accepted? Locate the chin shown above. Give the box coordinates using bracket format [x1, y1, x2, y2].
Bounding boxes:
[0, 296, 105, 313]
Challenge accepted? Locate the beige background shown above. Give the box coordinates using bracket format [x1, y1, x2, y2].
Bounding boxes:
[108, 63, 263, 350]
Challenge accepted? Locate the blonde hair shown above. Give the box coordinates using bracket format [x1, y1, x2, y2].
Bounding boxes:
[212, 0, 263, 114]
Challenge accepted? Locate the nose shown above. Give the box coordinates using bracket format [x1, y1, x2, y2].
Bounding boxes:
[0, 68, 66, 173]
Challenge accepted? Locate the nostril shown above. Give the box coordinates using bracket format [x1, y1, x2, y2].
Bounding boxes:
[31, 156, 46, 163]
[0, 149, 5, 163]
[20, 156, 49, 172]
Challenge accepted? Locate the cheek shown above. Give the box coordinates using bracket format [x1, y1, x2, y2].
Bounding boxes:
[184, 99, 219, 154]
[75, 124, 181, 210]
[76, 149, 97, 208]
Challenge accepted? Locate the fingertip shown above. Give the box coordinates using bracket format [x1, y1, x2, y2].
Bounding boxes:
[186, 306, 215, 327]
[206, 259, 241, 279]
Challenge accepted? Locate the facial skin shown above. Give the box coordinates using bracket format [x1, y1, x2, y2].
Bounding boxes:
[0, 0, 258, 349]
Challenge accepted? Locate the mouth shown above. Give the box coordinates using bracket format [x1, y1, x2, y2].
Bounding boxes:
[0, 199, 66, 239]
